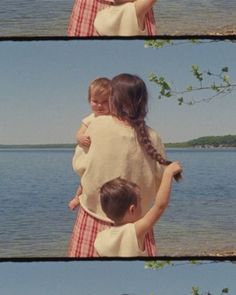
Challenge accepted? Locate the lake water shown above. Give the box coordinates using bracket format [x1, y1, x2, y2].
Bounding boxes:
[0, 148, 235, 257]
[0, 0, 236, 36]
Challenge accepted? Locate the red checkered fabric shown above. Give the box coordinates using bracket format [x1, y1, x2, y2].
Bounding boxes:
[68, 207, 157, 257]
[67, 0, 156, 36]
[68, 207, 112, 257]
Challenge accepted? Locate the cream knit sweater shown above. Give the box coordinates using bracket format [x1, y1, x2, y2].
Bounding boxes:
[72, 115, 165, 222]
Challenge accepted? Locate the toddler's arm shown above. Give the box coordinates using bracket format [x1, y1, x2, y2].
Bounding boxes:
[76, 124, 91, 147]
[135, 161, 182, 240]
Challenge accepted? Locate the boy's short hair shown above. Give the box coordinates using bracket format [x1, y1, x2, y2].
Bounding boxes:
[88, 77, 112, 102]
[100, 177, 140, 222]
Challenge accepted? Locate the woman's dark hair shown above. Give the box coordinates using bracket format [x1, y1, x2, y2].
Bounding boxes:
[100, 177, 140, 222]
[110, 73, 181, 181]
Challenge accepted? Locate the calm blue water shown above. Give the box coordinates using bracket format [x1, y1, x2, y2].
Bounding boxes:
[0, 148, 235, 257]
[0, 0, 236, 36]
[158, 148, 236, 256]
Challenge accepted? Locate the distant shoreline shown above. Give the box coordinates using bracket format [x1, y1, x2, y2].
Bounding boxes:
[0, 145, 236, 150]
[1, 135, 236, 149]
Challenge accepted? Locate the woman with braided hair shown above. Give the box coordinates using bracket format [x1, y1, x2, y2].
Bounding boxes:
[68, 73, 181, 257]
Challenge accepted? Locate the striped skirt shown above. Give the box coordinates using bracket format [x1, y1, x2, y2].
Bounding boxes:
[67, 0, 156, 36]
[68, 206, 157, 257]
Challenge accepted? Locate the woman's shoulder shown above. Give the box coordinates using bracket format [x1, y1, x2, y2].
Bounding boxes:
[82, 113, 96, 126]
[90, 115, 130, 129]
[94, 114, 113, 122]
[147, 125, 166, 156]
[89, 115, 113, 127]
[87, 115, 116, 134]
[146, 125, 162, 139]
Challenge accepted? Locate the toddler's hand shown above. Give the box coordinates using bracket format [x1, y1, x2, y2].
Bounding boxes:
[164, 161, 183, 177]
[78, 135, 91, 148]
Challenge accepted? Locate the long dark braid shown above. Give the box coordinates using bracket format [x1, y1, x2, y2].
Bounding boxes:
[131, 118, 181, 181]
[111, 73, 182, 181]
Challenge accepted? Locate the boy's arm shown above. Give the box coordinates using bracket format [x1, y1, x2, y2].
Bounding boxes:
[135, 162, 182, 241]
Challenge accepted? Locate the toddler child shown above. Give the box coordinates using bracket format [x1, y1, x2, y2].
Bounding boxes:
[68, 77, 111, 210]
[94, 0, 157, 36]
[94, 161, 182, 256]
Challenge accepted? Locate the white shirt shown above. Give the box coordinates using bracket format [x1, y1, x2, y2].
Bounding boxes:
[94, 223, 147, 257]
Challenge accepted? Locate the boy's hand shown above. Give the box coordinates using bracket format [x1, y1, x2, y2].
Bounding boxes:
[164, 161, 183, 177]
[78, 135, 91, 148]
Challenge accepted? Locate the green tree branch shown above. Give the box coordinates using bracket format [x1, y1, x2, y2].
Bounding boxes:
[145, 40, 236, 105]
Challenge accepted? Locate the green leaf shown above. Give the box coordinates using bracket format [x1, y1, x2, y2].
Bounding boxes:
[192, 286, 200, 295]
[191, 65, 203, 81]
[222, 67, 229, 72]
[186, 85, 193, 91]
[178, 97, 184, 105]
[145, 261, 174, 270]
[223, 75, 230, 84]
[163, 81, 171, 90]
[149, 73, 158, 82]
[211, 83, 220, 92]
[144, 40, 173, 49]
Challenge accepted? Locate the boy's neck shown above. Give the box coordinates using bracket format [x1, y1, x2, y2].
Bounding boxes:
[114, 216, 135, 226]
[114, 220, 127, 226]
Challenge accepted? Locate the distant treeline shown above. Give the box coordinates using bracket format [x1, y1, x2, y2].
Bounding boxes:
[1, 135, 236, 149]
[165, 135, 236, 148]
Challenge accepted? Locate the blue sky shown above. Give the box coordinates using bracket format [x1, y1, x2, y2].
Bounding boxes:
[0, 40, 236, 144]
[0, 261, 235, 295]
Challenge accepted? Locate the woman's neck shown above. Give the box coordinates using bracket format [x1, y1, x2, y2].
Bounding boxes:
[112, 115, 131, 127]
